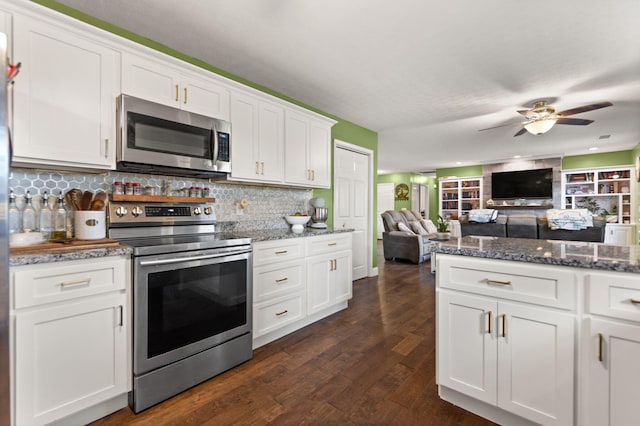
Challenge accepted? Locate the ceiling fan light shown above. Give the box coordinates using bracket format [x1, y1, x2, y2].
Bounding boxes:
[524, 118, 558, 135]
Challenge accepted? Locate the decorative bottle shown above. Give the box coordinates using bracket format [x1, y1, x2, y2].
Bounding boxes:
[22, 191, 37, 233]
[39, 191, 53, 240]
[53, 192, 68, 240]
[8, 190, 20, 234]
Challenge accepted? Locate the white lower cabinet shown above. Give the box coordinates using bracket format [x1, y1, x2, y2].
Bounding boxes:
[604, 223, 635, 245]
[438, 291, 574, 426]
[582, 272, 640, 426]
[437, 255, 576, 426]
[307, 250, 352, 315]
[11, 256, 131, 426]
[252, 233, 353, 348]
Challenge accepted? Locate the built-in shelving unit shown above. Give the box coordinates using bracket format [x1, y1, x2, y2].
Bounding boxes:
[439, 177, 483, 219]
[562, 167, 634, 224]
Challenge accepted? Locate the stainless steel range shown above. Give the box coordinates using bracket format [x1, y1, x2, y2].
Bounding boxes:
[108, 201, 252, 413]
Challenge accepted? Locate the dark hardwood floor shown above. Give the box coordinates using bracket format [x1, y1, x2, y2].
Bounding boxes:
[92, 244, 495, 425]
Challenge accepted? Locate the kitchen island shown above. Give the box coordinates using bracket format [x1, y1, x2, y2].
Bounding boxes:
[432, 236, 640, 426]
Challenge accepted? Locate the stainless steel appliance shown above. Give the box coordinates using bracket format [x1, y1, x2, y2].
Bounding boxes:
[309, 197, 328, 229]
[108, 201, 252, 413]
[116, 94, 231, 178]
[0, 33, 10, 426]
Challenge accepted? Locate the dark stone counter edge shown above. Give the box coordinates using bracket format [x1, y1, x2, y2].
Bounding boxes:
[10, 246, 133, 267]
[10, 228, 353, 267]
[239, 227, 354, 242]
[432, 246, 640, 274]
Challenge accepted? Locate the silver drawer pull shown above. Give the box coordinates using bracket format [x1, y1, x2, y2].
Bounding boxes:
[630, 298, 640, 304]
[483, 278, 512, 286]
[61, 278, 91, 288]
[275, 277, 288, 283]
[275, 250, 288, 255]
[328, 243, 337, 246]
[275, 310, 288, 316]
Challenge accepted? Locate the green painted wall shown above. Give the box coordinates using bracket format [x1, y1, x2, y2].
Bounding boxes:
[562, 150, 633, 170]
[435, 165, 483, 179]
[33, 0, 381, 268]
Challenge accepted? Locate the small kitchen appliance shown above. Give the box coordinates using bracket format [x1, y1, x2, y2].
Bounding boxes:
[309, 197, 328, 229]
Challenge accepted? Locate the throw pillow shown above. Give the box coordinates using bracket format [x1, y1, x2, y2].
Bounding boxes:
[420, 219, 438, 234]
[409, 221, 428, 235]
[397, 222, 415, 234]
[468, 209, 497, 223]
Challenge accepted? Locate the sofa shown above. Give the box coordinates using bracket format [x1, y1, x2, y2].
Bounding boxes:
[380, 210, 436, 264]
[459, 210, 606, 243]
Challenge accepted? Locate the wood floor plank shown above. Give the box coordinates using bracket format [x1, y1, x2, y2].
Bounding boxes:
[91, 244, 496, 425]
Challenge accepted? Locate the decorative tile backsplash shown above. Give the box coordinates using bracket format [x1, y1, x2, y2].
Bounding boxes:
[9, 168, 313, 232]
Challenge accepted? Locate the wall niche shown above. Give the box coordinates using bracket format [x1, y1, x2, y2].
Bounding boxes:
[483, 158, 561, 216]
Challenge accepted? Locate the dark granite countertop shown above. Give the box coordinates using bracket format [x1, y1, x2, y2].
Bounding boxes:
[10, 245, 133, 267]
[9, 228, 352, 266]
[431, 236, 640, 273]
[233, 227, 354, 243]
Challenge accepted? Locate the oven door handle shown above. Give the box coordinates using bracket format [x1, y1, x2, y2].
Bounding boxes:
[139, 249, 252, 266]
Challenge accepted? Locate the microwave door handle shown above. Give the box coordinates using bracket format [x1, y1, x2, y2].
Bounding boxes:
[211, 122, 219, 163]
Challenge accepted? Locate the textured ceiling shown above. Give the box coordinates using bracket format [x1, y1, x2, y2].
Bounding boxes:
[55, 0, 640, 173]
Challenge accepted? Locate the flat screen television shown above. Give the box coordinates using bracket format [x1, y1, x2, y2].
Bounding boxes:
[491, 168, 553, 199]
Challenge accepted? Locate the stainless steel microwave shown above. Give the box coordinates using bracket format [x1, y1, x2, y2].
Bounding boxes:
[116, 94, 231, 178]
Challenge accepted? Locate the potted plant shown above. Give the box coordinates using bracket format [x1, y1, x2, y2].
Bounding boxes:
[436, 215, 451, 240]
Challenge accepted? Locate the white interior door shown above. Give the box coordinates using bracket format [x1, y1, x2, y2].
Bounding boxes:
[377, 183, 394, 239]
[334, 143, 370, 281]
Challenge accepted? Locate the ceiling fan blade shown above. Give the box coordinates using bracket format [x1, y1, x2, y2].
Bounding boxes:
[556, 102, 612, 117]
[517, 109, 535, 118]
[556, 117, 594, 126]
[478, 122, 522, 132]
[513, 128, 528, 137]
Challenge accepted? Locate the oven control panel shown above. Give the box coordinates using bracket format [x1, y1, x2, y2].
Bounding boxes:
[108, 202, 216, 226]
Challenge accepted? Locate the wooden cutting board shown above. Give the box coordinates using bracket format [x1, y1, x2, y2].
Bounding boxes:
[10, 238, 120, 255]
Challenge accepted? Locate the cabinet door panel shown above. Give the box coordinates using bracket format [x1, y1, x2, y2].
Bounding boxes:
[307, 254, 332, 314]
[332, 252, 352, 303]
[586, 318, 640, 426]
[13, 15, 117, 169]
[307, 119, 331, 187]
[497, 302, 574, 426]
[437, 290, 497, 404]
[284, 111, 309, 185]
[230, 92, 259, 179]
[257, 101, 284, 182]
[121, 54, 180, 107]
[15, 294, 127, 425]
[181, 75, 230, 120]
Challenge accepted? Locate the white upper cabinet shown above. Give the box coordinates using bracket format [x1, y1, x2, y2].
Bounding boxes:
[230, 91, 284, 183]
[121, 53, 230, 120]
[11, 13, 119, 170]
[284, 110, 333, 188]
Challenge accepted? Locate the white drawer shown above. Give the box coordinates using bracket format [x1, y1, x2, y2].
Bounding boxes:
[307, 233, 352, 256]
[253, 292, 305, 337]
[437, 255, 577, 309]
[587, 272, 640, 322]
[12, 256, 129, 309]
[254, 260, 305, 302]
[253, 239, 305, 266]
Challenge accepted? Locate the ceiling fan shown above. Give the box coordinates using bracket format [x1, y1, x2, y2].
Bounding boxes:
[479, 100, 613, 136]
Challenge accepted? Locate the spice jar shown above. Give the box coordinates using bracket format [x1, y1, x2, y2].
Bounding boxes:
[133, 183, 142, 195]
[113, 181, 124, 195]
[202, 187, 210, 198]
[125, 182, 134, 195]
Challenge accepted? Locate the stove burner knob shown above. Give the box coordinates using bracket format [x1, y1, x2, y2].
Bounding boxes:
[131, 206, 144, 217]
[115, 206, 128, 217]
[204, 207, 213, 215]
[193, 207, 202, 216]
